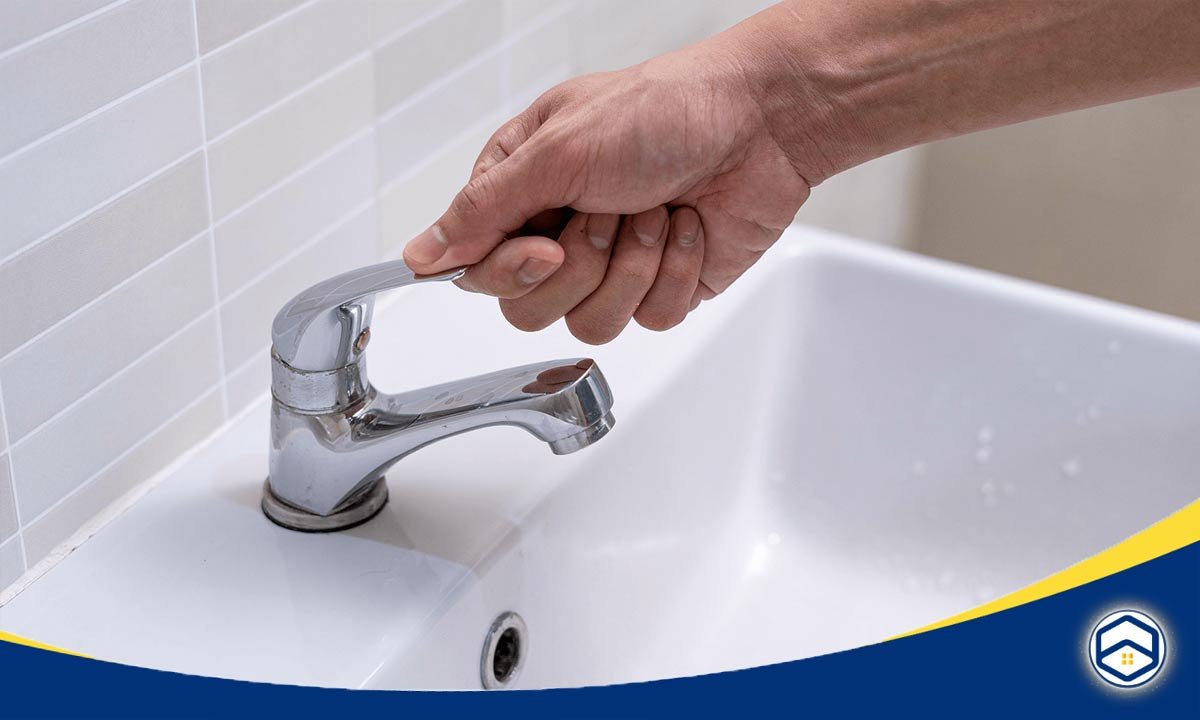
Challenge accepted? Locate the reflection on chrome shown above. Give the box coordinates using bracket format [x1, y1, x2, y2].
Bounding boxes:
[263, 260, 616, 532]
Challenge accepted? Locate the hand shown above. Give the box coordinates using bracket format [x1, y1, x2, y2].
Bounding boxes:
[402, 36, 811, 344]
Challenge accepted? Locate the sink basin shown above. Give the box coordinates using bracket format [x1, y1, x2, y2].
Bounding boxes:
[2, 227, 1197, 689]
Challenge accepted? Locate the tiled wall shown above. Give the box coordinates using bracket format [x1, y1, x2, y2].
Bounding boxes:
[0, 0, 922, 594]
[9, 0, 859, 592]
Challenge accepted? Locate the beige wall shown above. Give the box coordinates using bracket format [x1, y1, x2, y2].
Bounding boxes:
[912, 87, 1200, 321]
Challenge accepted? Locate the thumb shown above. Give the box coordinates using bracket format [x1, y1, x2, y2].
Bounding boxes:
[403, 138, 574, 274]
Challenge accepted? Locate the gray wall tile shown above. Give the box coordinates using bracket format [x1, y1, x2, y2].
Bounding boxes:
[0, 0, 112, 53]
[10, 314, 222, 521]
[1, 236, 215, 442]
[220, 204, 376, 371]
[206, 57, 373, 220]
[0, 457, 17, 542]
[0, 536, 23, 589]
[195, 0, 305, 53]
[0, 65, 203, 257]
[213, 130, 375, 297]
[202, 0, 370, 138]
[22, 388, 224, 564]
[0, 152, 209, 357]
[0, 0, 194, 158]
[373, 0, 501, 113]
[378, 55, 501, 183]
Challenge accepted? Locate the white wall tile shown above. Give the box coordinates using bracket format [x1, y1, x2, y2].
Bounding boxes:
[206, 57, 374, 220]
[379, 116, 498, 254]
[0, 152, 209, 357]
[201, 0, 370, 138]
[10, 314, 222, 521]
[1, 236, 215, 442]
[506, 8, 569, 100]
[0, 536, 23, 590]
[213, 129, 376, 297]
[373, 0, 502, 113]
[0, 457, 17, 542]
[22, 388, 224, 564]
[219, 204, 377, 371]
[0, 0, 112, 53]
[224, 350, 270, 417]
[0, 0, 194, 158]
[367, 0, 447, 45]
[0, 65, 203, 258]
[195, 0, 306, 53]
[0, 386, 8, 453]
[378, 54, 502, 182]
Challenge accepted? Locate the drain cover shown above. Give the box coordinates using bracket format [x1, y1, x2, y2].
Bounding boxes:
[481, 612, 527, 689]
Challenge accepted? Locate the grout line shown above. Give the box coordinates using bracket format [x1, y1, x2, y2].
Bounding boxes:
[370, 0, 465, 52]
[7, 308, 217, 454]
[0, 230, 209, 364]
[190, 0, 230, 419]
[0, 62, 196, 170]
[373, 0, 570, 129]
[204, 48, 371, 147]
[0, 147, 203, 269]
[0, 383, 259, 606]
[379, 107, 509, 195]
[197, 0, 322, 60]
[211, 126, 374, 230]
[0, 0, 131, 64]
[219, 198, 375, 306]
[0, 379, 26, 571]
[18, 383, 223, 538]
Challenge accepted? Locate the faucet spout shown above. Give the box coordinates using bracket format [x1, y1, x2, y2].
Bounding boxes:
[262, 260, 617, 532]
[264, 350, 615, 530]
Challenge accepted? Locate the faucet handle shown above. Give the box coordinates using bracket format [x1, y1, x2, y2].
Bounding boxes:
[271, 260, 465, 372]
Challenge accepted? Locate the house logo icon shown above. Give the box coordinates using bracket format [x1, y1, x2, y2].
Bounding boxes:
[1088, 609, 1166, 688]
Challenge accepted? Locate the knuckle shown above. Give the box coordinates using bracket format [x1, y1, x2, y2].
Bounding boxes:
[452, 175, 493, 219]
[634, 306, 683, 333]
[500, 301, 554, 332]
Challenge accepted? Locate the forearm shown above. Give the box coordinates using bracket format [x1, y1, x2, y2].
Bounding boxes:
[722, 0, 1200, 183]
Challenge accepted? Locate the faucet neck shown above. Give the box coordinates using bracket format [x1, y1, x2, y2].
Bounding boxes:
[270, 349, 370, 414]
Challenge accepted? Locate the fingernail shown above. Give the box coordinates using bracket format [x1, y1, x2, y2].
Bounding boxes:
[516, 257, 557, 285]
[674, 209, 700, 246]
[589, 234, 611, 250]
[405, 224, 448, 265]
[637, 231, 659, 247]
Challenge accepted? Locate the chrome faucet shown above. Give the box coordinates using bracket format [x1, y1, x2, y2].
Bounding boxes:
[262, 261, 616, 531]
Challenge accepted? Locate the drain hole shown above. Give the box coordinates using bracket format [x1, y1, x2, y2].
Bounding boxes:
[481, 612, 527, 689]
[492, 627, 520, 683]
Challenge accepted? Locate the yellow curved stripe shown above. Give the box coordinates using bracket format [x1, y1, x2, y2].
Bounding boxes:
[0, 630, 88, 657]
[891, 497, 1200, 640]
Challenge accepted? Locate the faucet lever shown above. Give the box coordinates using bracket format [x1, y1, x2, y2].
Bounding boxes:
[271, 261, 465, 372]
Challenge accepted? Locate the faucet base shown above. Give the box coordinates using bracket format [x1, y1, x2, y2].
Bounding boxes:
[261, 477, 388, 532]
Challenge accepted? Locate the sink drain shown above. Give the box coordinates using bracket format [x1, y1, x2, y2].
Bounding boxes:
[480, 611, 527, 689]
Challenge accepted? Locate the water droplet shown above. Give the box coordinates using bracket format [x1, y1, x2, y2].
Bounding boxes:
[981, 479, 996, 494]
[977, 425, 994, 444]
[1002, 482, 1017, 496]
[1053, 381, 1068, 395]
[975, 586, 997, 602]
[911, 460, 928, 477]
[975, 446, 993, 465]
[1061, 458, 1082, 478]
[1087, 404, 1101, 420]
[1074, 411, 1089, 426]
[1107, 340, 1122, 356]
[766, 532, 781, 546]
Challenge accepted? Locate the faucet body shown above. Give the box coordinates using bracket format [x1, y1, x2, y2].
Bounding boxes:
[263, 262, 615, 531]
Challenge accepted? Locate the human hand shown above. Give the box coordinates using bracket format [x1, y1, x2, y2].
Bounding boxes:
[402, 35, 811, 343]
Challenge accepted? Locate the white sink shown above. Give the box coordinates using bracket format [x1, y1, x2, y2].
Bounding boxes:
[2, 228, 1198, 689]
